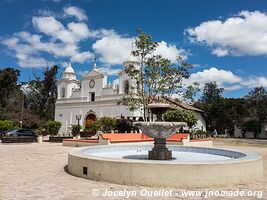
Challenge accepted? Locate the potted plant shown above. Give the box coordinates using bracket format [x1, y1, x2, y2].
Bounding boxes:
[71, 124, 82, 139]
[35, 127, 45, 143]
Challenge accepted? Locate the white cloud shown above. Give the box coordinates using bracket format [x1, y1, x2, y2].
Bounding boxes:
[60, 61, 69, 68]
[185, 67, 267, 91]
[185, 67, 242, 89]
[77, 66, 121, 77]
[154, 41, 187, 62]
[32, 16, 90, 44]
[71, 51, 94, 63]
[63, 6, 87, 21]
[17, 54, 52, 68]
[187, 10, 267, 56]
[92, 32, 186, 66]
[98, 67, 122, 76]
[1, 6, 96, 68]
[77, 70, 89, 76]
[32, 16, 63, 36]
[92, 32, 134, 65]
[242, 77, 267, 88]
[211, 48, 229, 57]
[1, 30, 93, 67]
[2, 5, 185, 70]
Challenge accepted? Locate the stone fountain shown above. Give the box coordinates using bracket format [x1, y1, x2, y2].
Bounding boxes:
[67, 102, 263, 188]
[133, 103, 187, 160]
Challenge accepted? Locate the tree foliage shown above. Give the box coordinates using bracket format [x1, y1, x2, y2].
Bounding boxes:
[242, 119, 261, 138]
[26, 65, 58, 120]
[46, 120, 61, 136]
[201, 82, 224, 104]
[94, 117, 117, 133]
[194, 82, 252, 134]
[116, 119, 134, 133]
[0, 120, 14, 132]
[163, 109, 197, 128]
[183, 82, 200, 104]
[0, 68, 20, 107]
[71, 124, 82, 136]
[244, 87, 267, 137]
[118, 29, 191, 120]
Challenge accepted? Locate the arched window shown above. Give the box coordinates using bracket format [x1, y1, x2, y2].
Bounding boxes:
[61, 87, 65, 98]
[124, 80, 129, 94]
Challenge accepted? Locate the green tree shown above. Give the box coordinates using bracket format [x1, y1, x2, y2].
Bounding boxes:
[163, 109, 197, 128]
[116, 119, 133, 133]
[0, 68, 20, 107]
[201, 82, 224, 104]
[0, 120, 14, 132]
[197, 82, 224, 132]
[118, 29, 191, 121]
[242, 119, 261, 138]
[26, 65, 58, 119]
[71, 124, 82, 136]
[95, 117, 117, 133]
[245, 87, 267, 137]
[46, 120, 61, 136]
[183, 82, 200, 104]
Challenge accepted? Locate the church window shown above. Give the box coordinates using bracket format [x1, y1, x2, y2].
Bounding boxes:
[61, 87, 65, 98]
[124, 80, 129, 94]
[90, 92, 95, 102]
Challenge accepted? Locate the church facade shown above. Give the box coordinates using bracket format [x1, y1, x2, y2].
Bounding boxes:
[55, 60, 143, 134]
[55, 60, 206, 134]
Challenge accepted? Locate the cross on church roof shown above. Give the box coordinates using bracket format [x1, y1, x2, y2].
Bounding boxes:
[93, 56, 97, 69]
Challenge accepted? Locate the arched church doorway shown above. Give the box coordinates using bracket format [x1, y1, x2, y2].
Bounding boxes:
[85, 113, 96, 129]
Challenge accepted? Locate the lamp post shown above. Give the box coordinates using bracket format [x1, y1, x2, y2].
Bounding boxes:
[76, 114, 82, 126]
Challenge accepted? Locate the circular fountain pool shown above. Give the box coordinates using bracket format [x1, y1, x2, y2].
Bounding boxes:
[68, 145, 263, 188]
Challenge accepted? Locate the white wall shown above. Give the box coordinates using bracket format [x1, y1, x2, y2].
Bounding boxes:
[233, 125, 267, 139]
[194, 113, 206, 131]
[55, 101, 142, 134]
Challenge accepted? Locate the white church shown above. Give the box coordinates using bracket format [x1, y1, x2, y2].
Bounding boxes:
[55, 59, 206, 134]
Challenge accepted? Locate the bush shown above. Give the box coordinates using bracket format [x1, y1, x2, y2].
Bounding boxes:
[23, 120, 38, 129]
[242, 120, 261, 133]
[71, 124, 82, 136]
[96, 117, 117, 133]
[116, 119, 133, 133]
[163, 109, 197, 128]
[35, 127, 46, 136]
[46, 120, 61, 136]
[242, 119, 261, 138]
[84, 119, 100, 132]
[194, 130, 205, 135]
[0, 120, 14, 132]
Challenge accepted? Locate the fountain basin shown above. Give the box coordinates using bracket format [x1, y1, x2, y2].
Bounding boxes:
[68, 145, 263, 188]
[133, 122, 187, 138]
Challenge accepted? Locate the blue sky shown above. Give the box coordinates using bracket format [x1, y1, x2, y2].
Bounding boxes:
[0, 0, 267, 98]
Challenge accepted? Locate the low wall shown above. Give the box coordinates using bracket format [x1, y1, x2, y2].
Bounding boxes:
[68, 145, 263, 189]
[2, 137, 36, 143]
[186, 140, 213, 147]
[49, 136, 73, 143]
[63, 134, 213, 147]
[63, 139, 100, 147]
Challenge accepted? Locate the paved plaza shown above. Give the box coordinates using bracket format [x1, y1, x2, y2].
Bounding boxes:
[0, 141, 266, 200]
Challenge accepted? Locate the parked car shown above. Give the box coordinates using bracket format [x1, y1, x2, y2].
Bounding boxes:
[1, 129, 38, 141]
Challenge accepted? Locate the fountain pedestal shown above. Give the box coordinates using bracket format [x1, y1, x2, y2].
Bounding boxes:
[149, 138, 172, 160]
[134, 103, 187, 160]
